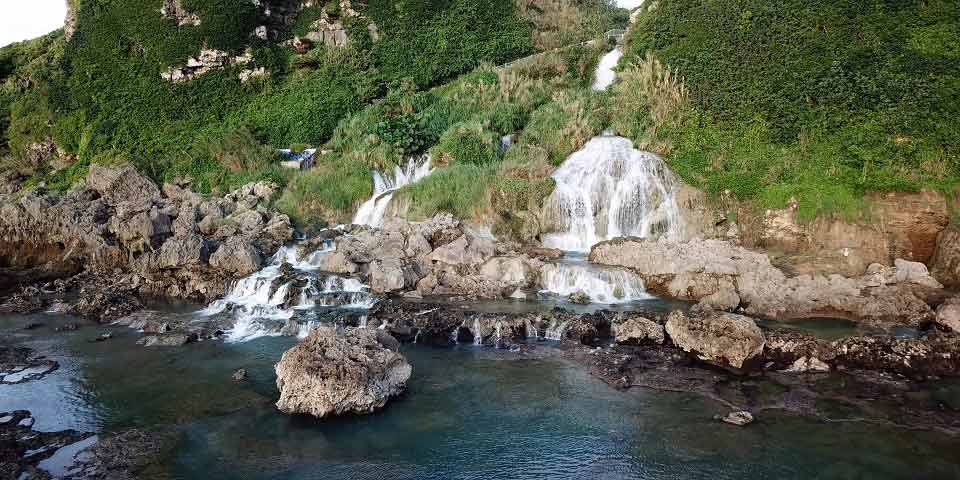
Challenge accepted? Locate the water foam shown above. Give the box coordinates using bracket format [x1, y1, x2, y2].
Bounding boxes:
[542, 135, 682, 252]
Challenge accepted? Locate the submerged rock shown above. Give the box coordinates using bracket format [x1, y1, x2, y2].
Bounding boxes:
[275, 326, 411, 418]
[720, 410, 754, 426]
[665, 310, 765, 371]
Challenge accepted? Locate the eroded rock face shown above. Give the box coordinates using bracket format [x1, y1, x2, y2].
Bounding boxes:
[936, 298, 960, 333]
[931, 223, 960, 288]
[590, 238, 941, 326]
[753, 191, 950, 276]
[665, 310, 765, 370]
[275, 326, 411, 418]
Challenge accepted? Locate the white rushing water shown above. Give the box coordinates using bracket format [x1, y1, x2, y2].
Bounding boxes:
[200, 244, 375, 342]
[542, 135, 682, 252]
[539, 260, 649, 304]
[615, 0, 646, 9]
[353, 155, 432, 227]
[593, 47, 623, 91]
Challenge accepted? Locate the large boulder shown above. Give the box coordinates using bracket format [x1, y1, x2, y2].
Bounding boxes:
[931, 223, 960, 288]
[86, 165, 162, 209]
[665, 310, 765, 370]
[209, 238, 262, 276]
[614, 317, 664, 345]
[275, 326, 411, 418]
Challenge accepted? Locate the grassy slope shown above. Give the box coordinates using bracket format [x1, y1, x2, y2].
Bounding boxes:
[622, 0, 960, 220]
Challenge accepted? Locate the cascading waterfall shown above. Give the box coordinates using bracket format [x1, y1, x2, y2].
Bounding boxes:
[199, 244, 375, 342]
[353, 155, 432, 227]
[542, 135, 683, 252]
[539, 259, 648, 304]
[593, 47, 623, 91]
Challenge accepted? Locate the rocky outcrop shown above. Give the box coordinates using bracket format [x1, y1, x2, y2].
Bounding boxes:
[590, 238, 942, 326]
[64, 0, 78, 41]
[762, 329, 834, 373]
[161, 0, 201, 26]
[831, 335, 960, 378]
[275, 326, 411, 418]
[931, 223, 960, 288]
[665, 310, 765, 370]
[310, 215, 540, 298]
[0, 166, 292, 305]
[161, 48, 254, 83]
[1, 410, 91, 479]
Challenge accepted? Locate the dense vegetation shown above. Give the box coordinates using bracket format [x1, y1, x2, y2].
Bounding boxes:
[4, 0, 953, 230]
[622, 0, 960, 220]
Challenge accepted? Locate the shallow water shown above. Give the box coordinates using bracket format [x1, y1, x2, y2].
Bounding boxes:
[3, 312, 960, 479]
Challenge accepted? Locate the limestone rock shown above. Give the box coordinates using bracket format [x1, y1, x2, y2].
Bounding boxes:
[831, 335, 960, 377]
[210, 238, 263, 276]
[614, 317, 664, 345]
[275, 326, 411, 418]
[665, 310, 765, 370]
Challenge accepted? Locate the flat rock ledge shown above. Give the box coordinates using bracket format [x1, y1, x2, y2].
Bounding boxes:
[275, 326, 411, 418]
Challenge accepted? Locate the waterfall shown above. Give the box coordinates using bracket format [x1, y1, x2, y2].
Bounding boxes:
[542, 135, 682, 252]
[593, 47, 623, 91]
[199, 244, 375, 342]
[473, 317, 483, 346]
[525, 318, 540, 339]
[539, 260, 649, 304]
[544, 319, 569, 341]
[353, 155, 432, 227]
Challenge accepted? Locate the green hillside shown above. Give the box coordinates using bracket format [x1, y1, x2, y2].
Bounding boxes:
[620, 0, 959, 220]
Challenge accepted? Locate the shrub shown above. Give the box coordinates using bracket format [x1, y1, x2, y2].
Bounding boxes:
[430, 122, 500, 167]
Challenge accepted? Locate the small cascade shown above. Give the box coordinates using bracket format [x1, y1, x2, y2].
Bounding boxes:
[525, 318, 540, 339]
[539, 260, 648, 304]
[593, 47, 623, 91]
[472, 317, 483, 346]
[199, 244, 376, 342]
[353, 155, 432, 227]
[544, 319, 569, 341]
[542, 135, 683, 252]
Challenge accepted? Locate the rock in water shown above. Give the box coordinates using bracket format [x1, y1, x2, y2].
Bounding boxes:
[665, 310, 765, 371]
[720, 411, 754, 426]
[275, 326, 411, 418]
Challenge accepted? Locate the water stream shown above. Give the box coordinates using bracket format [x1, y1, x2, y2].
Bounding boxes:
[200, 244, 375, 342]
[353, 155, 432, 227]
[593, 47, 624, 91]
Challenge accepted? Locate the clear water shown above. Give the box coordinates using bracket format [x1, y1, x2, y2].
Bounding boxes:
[3, 312, 960, 479]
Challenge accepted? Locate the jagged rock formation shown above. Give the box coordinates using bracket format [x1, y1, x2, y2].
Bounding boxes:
[590, 237, 943, 326]
[0, 165, 292, 304]
[275, 326, 411, 418]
